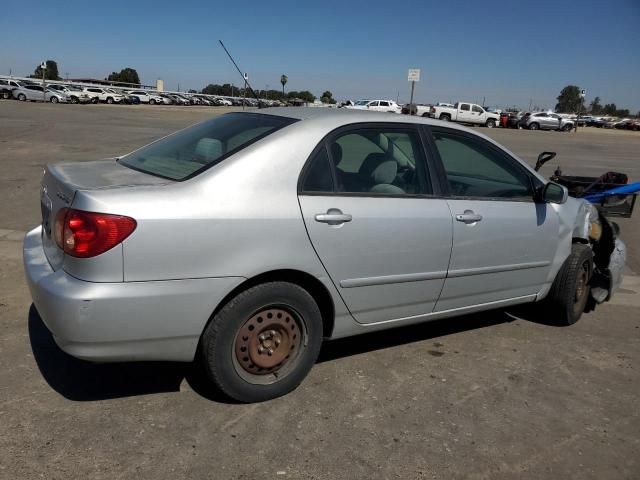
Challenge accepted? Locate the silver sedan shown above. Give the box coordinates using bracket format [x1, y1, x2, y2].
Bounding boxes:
[24, 108, 625, 402]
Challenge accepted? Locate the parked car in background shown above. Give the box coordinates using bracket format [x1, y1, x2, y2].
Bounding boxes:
[0, 79, 26, 99]
[347, 99, 401, 113]
[47, 84, 92, 104]
[126, 90, 164, 105]
[519, 112, 574, 131]
[401, 103, 431, 116]
[81, 87, 124, 104]
[429, 102, 500, 127]
[12, 84, 69, 103]
[506, 112, 524, 128]
[24, 108, 625, 403]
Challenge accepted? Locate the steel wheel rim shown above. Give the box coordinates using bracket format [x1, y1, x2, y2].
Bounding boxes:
[232, 306, 306, 385]
[575, 261, 589, 305]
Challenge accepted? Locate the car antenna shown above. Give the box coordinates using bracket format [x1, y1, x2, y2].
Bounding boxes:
[218, 40, 262, 107]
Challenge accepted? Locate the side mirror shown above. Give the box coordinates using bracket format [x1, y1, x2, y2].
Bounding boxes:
[540, 182, 568, 204]
[534, 151, 556, 172]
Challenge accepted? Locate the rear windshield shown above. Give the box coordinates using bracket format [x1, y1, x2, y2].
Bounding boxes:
[119, 112, 296, 181]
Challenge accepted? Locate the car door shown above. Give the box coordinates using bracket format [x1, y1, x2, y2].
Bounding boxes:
[428, 127, 559, 311]
[457, 103, 473, 122]
[470, 104, 485, 124]
[298, 124, 453, 324]
[367, 100, 380, 111]
[26, 85, 43, 100]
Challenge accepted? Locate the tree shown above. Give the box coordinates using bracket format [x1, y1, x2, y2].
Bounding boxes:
[287, 90, 315, 103]
[32, 60, 61, 80]
[320, 90, 336, 104]
[603, 103, 617, 115]
[188, 89, 197, 93]
[555, 85, 584, 113]
[589, 96, 602, 115]
[107, 68, 140, 85]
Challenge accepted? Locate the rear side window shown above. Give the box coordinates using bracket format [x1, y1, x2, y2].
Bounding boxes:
[119, 113, 296, 181]
[301, 147, 334, 192]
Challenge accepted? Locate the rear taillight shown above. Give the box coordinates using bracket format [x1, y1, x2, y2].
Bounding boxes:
[430, 107, 435, 113]
[54, 208, 136, 258]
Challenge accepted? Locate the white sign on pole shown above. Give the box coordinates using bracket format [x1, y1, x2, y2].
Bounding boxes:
[408, 69, 421, 82]
[580, 89, 586, 98]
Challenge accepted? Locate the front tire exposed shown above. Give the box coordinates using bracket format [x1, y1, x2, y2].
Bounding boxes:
[529, 122, 539, 130]
[485, 119, 496, 128]
[542, 244, 593, 326]
[200, 281, 324, 403]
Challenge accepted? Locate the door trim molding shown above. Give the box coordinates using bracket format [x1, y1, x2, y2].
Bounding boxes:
[447, 261, 551, 278]
[340, 270, 448, 288]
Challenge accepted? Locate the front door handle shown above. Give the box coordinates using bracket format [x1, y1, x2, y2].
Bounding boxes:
[455, 210, 483, 224]
[315, 208, 352, 225]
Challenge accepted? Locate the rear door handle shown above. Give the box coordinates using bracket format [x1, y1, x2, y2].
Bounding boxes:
[455, 210, 483, 224]
[315, 209, 352, 225]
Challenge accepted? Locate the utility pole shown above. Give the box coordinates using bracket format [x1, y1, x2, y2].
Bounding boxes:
[40, 62, 46, 102]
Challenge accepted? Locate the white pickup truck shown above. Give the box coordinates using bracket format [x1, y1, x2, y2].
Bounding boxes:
[429, 102, 500, 128]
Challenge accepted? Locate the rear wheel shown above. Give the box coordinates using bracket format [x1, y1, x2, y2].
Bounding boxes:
[200, 282, 323, 402]
[440, 114, 451, 121]
[529, 122, 539, 130]
[485, 118, 496, 128]
[542, 244, 593, 325]
[91, 97, 99, 104]
[17, 93, 26, 101]
[1, 90, 10, 99]
[70, 96, 79, 104]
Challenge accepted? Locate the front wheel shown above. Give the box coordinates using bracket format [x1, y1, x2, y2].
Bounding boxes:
[542, 244, 593, 325]
[50, 96, 58, 103]
[529, 122, 539, 130]
[91, 97, 99, 104]
[485, 119, 496, 128]
[563, 124, 573, 132]
[200, 282, 323, 403]
[149, 99, 156, 105]
[106, 97, 113, 104]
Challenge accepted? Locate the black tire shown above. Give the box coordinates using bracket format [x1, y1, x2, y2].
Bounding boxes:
[91, 97, 99, 104]
[529, 122, 539, 130]
[200, 281, 324, 402]
[70, 96, 79, 104]
[150, 99, 156, 105]
[486, 119, 496, 128]
[563, 124, 573, 132]
[542, 244, 593, 326]
[18, 93, 26, 101]
[1, 90, 10, 99]
[440, 114, 451, 122]
[106, 97, 113, 104]
[50, 96, 58, 103]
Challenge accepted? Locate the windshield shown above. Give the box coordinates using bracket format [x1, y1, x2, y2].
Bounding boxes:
[119, 113, 297, 181]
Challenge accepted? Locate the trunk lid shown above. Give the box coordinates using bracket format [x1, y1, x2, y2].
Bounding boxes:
[40, 159, 169, 270]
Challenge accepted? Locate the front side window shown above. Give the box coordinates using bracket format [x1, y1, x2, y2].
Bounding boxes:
[368, 101, 379, 107]
[472, 105, 483, 113]
[327, 128, 430, 195]
[432, 130, 534, 200]
[119, 113, 297, 181]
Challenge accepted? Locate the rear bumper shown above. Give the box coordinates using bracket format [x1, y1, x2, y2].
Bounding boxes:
[24, 226, 244, 362]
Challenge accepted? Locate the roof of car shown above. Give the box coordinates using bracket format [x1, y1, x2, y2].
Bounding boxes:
[257, 106, 467, 130]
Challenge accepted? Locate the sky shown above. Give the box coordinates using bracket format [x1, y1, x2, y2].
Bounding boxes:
[3, 0, 639, 111]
